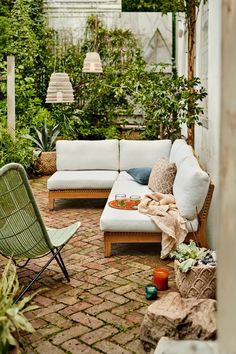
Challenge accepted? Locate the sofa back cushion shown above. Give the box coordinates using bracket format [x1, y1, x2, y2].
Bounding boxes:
[56, 140, 119, 171]
[169, 139, 194, 168]
[119, 139, 172, 171]
[173, 156, 210, 220]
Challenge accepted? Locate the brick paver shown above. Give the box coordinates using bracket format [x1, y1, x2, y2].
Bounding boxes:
[0, 176, 177, 353]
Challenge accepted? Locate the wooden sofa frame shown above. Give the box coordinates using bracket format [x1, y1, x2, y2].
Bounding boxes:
[48, 189, 111, 210]
[104, 181, 214, 257]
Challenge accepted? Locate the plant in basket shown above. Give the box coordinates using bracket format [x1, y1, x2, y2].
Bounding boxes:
[170, 240, 216, 299]
[24, 123, 60, 175]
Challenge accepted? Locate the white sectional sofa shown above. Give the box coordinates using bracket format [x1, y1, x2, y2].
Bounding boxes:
[47, 139, 214, 257]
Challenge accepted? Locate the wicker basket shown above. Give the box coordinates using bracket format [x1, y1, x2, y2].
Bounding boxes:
[174, 260, 216, 299]
[35, 151, 56, 175]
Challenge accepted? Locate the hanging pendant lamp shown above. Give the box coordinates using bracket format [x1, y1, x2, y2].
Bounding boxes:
[46, 72, 74, 103]
[82, 52, 103, 73]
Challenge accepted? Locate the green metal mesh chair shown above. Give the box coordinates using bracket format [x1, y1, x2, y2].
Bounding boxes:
[0, 163, 81, 302]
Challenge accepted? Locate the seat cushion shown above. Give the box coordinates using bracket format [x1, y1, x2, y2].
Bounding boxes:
[47, 171, 119, 190]
[173, 156, 210, 220]
[116, 171, 134, 182]
[100, 180, 198, 233]
[119, 139, 172, 170]
[56, 139, 119, 171]
[169, 139, 194, 168]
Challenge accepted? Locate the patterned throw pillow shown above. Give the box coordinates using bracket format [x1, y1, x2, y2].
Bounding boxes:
[148, 158, 177, 194]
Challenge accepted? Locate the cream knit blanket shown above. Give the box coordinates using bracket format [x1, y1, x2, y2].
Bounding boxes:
[138, 192, 188, 259]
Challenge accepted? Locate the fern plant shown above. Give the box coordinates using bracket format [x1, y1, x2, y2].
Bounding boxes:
[0, 260, 38, 354]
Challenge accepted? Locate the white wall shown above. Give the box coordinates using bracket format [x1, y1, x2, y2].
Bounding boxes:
[43, 0, 172, 67]
[43, 0, 122, 41]
[120, 13, 172, 68]
[194, 0, 221, 249]
[176, 0, 221, 249]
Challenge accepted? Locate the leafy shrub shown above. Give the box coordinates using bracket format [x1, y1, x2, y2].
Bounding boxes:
[132, 70, 207, 140]
[0, 126, 34, 170]
[0, 3, 207, 144]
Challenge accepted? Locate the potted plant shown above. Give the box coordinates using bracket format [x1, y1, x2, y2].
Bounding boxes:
[170, 240, 216, 299]
[0, 260, 37, 354]
[24, 123, 60, 175]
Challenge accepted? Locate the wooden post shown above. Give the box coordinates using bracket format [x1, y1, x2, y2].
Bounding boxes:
[187, 0, 196, 148]
[218, 1, 236, 352]
[7, 56, 15, 140]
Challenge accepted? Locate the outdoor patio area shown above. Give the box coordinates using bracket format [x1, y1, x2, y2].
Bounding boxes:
[0, 176, 176, 354]
[2, 0, 236, 353]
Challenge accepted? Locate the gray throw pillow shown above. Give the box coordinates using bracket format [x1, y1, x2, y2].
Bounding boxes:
[127, 167, 152, 185]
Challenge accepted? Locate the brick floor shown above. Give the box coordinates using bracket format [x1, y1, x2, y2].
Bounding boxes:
[0, 176, 177, 354]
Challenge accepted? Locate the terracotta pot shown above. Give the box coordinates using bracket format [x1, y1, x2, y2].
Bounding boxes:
[174, 260, 216, 299]
[35, 151, 56, 175]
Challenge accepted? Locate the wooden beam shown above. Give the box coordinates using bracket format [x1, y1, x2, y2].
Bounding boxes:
[218, 1, 236, 352]
[7, 56, 15, 140]
[187, 0, 196, 148]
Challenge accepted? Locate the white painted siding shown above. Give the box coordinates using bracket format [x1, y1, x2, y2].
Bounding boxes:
[44, 0, 122, 41]
[43, 0, 172, 67]
[176, 0, 221, 249]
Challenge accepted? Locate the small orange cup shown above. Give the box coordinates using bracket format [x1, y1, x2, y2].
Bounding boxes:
[153, 267, 169, 291]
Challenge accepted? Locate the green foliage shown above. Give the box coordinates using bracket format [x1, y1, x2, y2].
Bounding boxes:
[0, 260, 38, 353]
[60, 16, 147, 140]
[170, 240, 209, 272]
[0, 3, 207, 152]
[0, 1, 15, 57]
[122, 0, 204, 14]
[24, 123, 60, 152]
[122, 0, 184, 12]
[132, 69, 207, 140]
[0, 126, 34, 169]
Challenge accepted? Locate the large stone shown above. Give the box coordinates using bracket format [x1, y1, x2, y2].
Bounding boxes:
[140, 292, 217, 349]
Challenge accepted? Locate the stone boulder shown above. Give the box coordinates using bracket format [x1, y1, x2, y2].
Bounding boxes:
[140, 292, 217, 349]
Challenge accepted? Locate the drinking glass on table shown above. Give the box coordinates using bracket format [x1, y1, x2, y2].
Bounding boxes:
[130, 195, 141, 202]
[115, 194, 126, 200]
[130, 195, 141, 209]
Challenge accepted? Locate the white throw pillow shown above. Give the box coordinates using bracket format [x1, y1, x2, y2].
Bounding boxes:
[56, 139, 119, 171]
[169, 139, 194, 168]
[173, 156, 210, 220]
[119, 139, 172, 171]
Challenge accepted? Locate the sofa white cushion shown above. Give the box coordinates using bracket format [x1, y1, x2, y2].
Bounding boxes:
[116, 171, 134, 182]
[169, 139, 194, 168]
[100, 180, 198, 233]
[47, 171, 119, 190]
[56, 140, 119, 171]
[119, 139, 172, 171]
[173, 156, 210, 220]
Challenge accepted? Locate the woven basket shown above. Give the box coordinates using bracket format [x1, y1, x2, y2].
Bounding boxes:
[35, 151, 56, 175]
[174, 260, 216, 299]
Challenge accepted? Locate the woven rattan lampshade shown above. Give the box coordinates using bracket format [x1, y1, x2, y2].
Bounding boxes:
[82, 52, 103, 73]
[46, 72, 74, 103]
